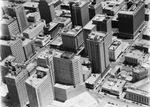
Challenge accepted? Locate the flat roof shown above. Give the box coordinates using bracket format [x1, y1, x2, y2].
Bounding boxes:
[85, 73, 101, 85]
[88, 31, 106, 42]
[22, 38, 32, 46]
[37, 49, 54, 59]
[125, 49, 143, 59]
[25, 70, 48, 88]
[54, 83, 73, 90]
[127, 78, 150, 97]
[23, 1, 39, 8]
[50, 36, 62, 46]
[61, 26, 82, 37]
[109, 40, 122, 51]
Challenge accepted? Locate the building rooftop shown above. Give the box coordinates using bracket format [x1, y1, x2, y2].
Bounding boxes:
[0, 38, 20, 46]
[119, 1, 144, 15]
[127, 78, 150, 97]
[92, 14, 111, 22]
[46, 22, 58, 31]
[133, 65, 147, 74]
[72, 1, 87, 8]
[37, 49, 55, 60]
[50, 35, 62, 46]
[25, 70, 48, 88]
[53, 17, 71, 25]
[111, 79, 126, 92]
[23, 1, 39, 8]
[134, 39, 150, 50]
[22, 38, 32, 46]
[83, 19, 96, 30]
[102, 78, 126, 92]
[1, 16, 16, 25]
[0, 55, 15, 67]
[88, 31, 107, 42]
[61, 26, 82, 37]
[109, 40, 122, 51]
[85, 73, 101, 85]
[125, 49, 143, 59]
[54, 83, 73, 90]
[54, 51, 78, 60]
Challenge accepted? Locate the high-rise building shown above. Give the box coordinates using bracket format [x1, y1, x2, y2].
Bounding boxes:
[1, 16, 20, 39]
[118, 1, 145, 39]
[43, 22, 59, 39]
[38, 0, 56, 24]
[61, 26, 84, 52]
[22, 38, 35, 61]
[83, 18, 96, 55]
[70, 1, 89, 27]
[4, 4, 29, 32]
[25, 69, 54, 107]
[87, 31, 110, 76]
[37, 49, 55, 84]
[0, 55, 15, 83]
[5, 63, 29, 107]
[0, 38, 26, 62]
[53, 51, 83, 86]
[88, 2, 102, 19]
[92, 14, 112, 45]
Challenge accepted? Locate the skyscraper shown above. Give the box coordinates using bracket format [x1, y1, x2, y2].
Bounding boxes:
[70, 1, 89, 27]
[87, 31, 110, 76]
[25, 69, 54, 107]
[88, 2, 102, 19]
[0, 38, 26, 63]
[37, 49, 55, 84]
[61, 26, 84, 53]
[0, 55, 15, 83]
[118, 1, 145, 39]
[83, 19, 96, 55]
[5, 63, 29, 107]
[92, 14, 112, 45]
[22, 38, 35, 61]
[38, 0, 56, 24]
[4, 4, 29, 32]
[1, 16, 20, 39]
[53, 51, 83, 86]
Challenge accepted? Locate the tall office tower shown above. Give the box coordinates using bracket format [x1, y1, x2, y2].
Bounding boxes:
[92, 14, 112, 45]
[88, 2, 102, 19]
[0, 55, 15, 83]
[61, 26, 84, 53]
[43, 22, 59, 39]
[22, 38, 35, 61]
[87, 31, 110, 76]
[1, 16, 20, 39]
[118, 1, 145, 39]
[4, 4, 29, 32]
[5, 63, 29, 107]
[38, 0, 56, 24]
[37, 49, 55, 84]
[70, 1, 89, 27]
[25, 69, 54, 107]
[0, 38, 26, 62]
[83, 19, 96, 55]
[53, 51, 83, 86]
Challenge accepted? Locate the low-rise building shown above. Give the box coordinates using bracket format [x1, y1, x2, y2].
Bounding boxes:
[125, 78, 150, 106]
[54, 83, 86, 102]
[125, 49, 143, 65]
[85, 73, 101, 89]
[101, 78, 126, 96]
[132, 65, 148, 82]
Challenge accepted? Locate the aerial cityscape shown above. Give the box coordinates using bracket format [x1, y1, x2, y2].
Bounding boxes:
[0, 0, 150, 107]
